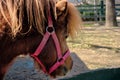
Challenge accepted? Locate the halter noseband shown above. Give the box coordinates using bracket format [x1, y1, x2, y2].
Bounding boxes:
[31, 3, 70, 74]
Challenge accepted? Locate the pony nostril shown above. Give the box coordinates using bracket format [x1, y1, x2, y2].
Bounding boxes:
[63, 66, 68, 73]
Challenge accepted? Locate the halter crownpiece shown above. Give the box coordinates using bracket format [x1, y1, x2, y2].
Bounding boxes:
[31, 2, 70, 74]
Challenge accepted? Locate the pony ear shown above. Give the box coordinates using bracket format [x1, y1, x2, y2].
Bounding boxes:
[56, 0, 67, 18]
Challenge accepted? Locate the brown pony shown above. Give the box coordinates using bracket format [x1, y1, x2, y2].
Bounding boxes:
[0, 0, 81, 79]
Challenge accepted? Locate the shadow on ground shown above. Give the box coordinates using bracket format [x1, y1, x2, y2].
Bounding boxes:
[89, 44, 120, 53]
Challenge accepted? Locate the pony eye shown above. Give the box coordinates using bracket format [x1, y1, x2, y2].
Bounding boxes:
[56, 9, 62, 16]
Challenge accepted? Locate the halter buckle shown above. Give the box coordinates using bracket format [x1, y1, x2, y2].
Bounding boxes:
[46, 26, 55, 34]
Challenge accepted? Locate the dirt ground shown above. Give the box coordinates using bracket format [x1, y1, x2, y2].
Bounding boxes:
[4, 26, 120, 80]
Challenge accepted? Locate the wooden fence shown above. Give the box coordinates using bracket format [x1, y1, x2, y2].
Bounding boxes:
[77, 1, 120, 21]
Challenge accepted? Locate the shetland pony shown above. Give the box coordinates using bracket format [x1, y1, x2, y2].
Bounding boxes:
[0, 0, 81, 79]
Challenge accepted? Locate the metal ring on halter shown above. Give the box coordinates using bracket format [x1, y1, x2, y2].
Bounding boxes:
[46, 26, 55, 34]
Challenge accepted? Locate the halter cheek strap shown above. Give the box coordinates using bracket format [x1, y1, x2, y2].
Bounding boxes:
[31, 3, 70, 74]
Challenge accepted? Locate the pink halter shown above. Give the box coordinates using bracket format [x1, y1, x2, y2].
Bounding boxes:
[31, 3, 70, 74]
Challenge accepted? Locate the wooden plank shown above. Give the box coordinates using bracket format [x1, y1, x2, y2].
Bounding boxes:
[60, 68, 120, 80]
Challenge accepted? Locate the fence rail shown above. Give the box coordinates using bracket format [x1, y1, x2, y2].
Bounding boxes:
[77, 1, 120, 21]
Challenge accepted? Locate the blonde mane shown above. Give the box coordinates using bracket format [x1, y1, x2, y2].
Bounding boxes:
[0, 0, 56, 37]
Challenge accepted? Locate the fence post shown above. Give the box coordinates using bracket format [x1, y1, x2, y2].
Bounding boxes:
[94, 0, 97, 22]
[99, 0, 104, 21]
